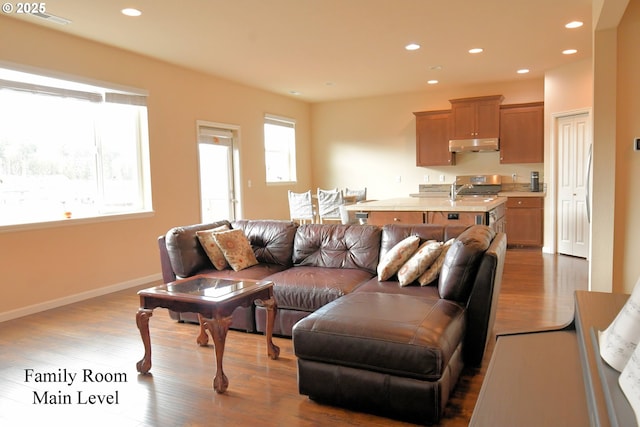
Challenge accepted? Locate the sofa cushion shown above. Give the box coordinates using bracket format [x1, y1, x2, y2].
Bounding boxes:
[196, 224, 231, 270]
[397, 240, 443, 286]
[438, 225, 495, 302]
[232, 220, 297, 266]
[353, 276, 441, 300]
[293, 292, 466, 380]
[165, 220, 232, 277]
[377, 235, 420, 281]
[213, 229, 259, 271]
[293, 224, 381, 274]
[265, 266, 373, 311]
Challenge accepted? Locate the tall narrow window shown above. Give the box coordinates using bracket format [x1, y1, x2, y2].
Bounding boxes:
[0, 66, 151, 227]
[264, 115, 296, 184]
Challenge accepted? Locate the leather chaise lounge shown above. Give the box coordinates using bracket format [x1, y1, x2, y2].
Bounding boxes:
[157, 219, 506, 425]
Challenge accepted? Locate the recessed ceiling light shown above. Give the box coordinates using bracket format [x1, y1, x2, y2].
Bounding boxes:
[565, 21, 583, 29]
[427, 80, 439, 85]
[405, 43, 421, 51]
[468, 48, 484, 54]
[121, 8, 142, 17]
[562, 49, 578, 55]
[429, 65, 443, 71]
[517, 69, 530, 74]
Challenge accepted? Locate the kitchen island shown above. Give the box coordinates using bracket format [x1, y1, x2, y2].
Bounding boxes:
[345, 196, 507, 231]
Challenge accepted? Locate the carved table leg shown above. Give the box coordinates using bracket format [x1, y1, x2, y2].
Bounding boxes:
[196, 314, 209, 346]
[200, 315, 233, 393]
[135, 308, 154, 374]
[256, 298, 280, 360]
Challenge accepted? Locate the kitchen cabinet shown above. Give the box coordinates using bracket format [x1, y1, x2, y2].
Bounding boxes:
[367, 211, 424, 226]
[450, 95, 503, 140]
[505, 197, 543, 247]
[414, 110, 454, 166]
[426, 211, 484, 226]
[499, 102, 544, 163]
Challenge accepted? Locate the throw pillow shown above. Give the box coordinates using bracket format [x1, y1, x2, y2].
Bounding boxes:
[397, 240, 443, 286]
[377, 235, 420, 281]
[196, 225, 230, 270]
[212, 228, 259, 271]
[418, 238, 455, 286]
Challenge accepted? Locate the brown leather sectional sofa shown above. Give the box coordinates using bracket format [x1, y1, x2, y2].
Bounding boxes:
[158, 219, 506, 425]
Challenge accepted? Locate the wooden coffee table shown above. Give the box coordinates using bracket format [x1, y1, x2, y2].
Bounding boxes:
[135, 275, 280, 393]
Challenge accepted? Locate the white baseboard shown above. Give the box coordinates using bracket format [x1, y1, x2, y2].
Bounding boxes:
[0, 273, 162, 323]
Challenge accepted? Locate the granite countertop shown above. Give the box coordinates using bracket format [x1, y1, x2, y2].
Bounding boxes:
[497, 191, 545, 197]
[344, 196, 507, 213]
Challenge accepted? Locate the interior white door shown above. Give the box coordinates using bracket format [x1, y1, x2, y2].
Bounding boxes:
[557, 113, 590, 258]
[198, 125, 236, 222]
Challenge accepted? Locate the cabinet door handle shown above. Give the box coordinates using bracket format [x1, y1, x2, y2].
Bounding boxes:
[393, 217, 401, 222]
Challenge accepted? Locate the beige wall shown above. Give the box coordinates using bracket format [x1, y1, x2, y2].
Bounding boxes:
[2, 0, 638, 318]
[310, 79, 544, 201]
[614, 0, 640, 292]
[0, 17, 311, 318]
[543, 59, 593, 254]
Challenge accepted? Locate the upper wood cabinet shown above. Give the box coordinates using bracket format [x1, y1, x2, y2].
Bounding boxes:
[414, 110, 454, 166]
[499, 102, 544, 164]
[449, 95, 504, 139]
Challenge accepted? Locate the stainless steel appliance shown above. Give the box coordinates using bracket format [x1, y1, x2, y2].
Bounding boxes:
[448, 138, 499, 153]
[452, 175, 505, 233]
[453, 174, 502, 195]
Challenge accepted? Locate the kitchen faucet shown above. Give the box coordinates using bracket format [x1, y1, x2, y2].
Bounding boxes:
[450, 180, 473, 201]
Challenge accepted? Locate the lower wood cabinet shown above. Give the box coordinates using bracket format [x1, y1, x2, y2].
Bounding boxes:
[426, 211, 484, 226]
[366, 211, 424, 226]
[505, 197, 543, 247]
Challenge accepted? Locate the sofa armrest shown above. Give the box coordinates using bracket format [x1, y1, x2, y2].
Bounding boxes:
[464, 232, 507, 367]
[158, 235, 176, 283]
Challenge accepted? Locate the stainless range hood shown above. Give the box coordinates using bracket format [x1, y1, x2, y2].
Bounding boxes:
[448, 138, 499, 153]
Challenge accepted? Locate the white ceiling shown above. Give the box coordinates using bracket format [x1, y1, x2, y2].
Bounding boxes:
[9, 0, 593, 102]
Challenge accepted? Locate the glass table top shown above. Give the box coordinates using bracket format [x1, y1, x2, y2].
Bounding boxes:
[140, 276, 272, 302]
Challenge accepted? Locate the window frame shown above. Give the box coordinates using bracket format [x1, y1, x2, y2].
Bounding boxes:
[0, 63, 153, 233]
[264, 114, 297, 185]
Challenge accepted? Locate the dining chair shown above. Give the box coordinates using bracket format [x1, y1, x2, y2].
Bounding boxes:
[341, 188, 367, 224]
[317, 188, 344, 224]
[344, 187, 367, 203]
[288, 190, 315, 224]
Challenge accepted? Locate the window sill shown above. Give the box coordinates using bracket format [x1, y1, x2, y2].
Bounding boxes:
[0, 210, 155, 234]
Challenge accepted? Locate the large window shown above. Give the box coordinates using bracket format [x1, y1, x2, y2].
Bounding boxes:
[264, 115, 296, 184]
[0, 66, 151, 228]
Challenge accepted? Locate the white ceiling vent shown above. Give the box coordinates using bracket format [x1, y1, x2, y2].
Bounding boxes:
[31, 12, 72, 26]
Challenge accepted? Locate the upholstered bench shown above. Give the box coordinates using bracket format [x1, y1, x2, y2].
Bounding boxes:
[293, 291, 465, 424]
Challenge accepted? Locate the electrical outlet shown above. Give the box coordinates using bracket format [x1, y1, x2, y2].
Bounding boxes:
[423, 175, 429, 183]
[395, 175, 402, 183]
[439, 175, 445, 182]
[511, 173, 517, 182]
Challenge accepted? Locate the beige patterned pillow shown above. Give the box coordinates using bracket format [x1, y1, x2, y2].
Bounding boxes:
[377, 235, 420, 281]
[418, 238, 455, 286]
[212, 229, 259, 271]
[397, 240, 443, 287]
[196, 225, 230, 270]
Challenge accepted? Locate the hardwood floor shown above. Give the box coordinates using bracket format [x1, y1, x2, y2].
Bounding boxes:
[0, 249, 588, 427]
